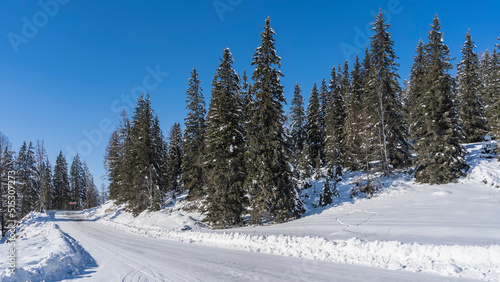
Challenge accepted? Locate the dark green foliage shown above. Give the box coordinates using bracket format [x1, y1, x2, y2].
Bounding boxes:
[124, 95, 169, 215]
[344, 56, 364, 170]
[457, 30, 487, 142]
[324, 65, 346, 176]
[70, 154, 87, 209]
[246, 17, 303, 224]
[306, 83, 323, 171]
[414, 15, 468, 184]
[105, 111, 130, 203]
[406, 40, 427, 142]
[181, 68, 206, 200]
[16, 142, 38, 216]
[166, 123, 183, 194]
[203, 48, 247, 228]
[53, 151, 70, 210]
[289, 83, 308, 179]
[365, 10, 411, 174]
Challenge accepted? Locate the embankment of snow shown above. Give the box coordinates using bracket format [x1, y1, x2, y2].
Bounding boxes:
[96, 217, 500, 281]
[0, 212, 94, 281]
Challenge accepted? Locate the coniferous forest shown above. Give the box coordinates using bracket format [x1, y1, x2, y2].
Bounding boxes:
[103, 12, 500, 228]
[0, 136, 101, 236]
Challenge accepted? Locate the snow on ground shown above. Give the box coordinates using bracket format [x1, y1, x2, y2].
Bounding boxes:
[77, 142, 500, 280]
[0, 212, 94, 281]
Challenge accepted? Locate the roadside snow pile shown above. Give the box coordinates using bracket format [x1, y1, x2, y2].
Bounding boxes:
[0, 212, 94, 281]
[95, 217, 500, 280]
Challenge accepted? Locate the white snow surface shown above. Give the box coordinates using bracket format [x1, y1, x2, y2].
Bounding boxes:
[0, 212, 94, 281]
[77, 142, 500, 280]
[2, 142, 499, 280]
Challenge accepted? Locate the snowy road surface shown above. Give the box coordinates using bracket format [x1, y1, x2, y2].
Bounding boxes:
[52, 211, 467, 281]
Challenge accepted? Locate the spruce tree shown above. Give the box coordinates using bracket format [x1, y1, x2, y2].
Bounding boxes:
[53, 151, 70, 210]
[306, 83, 323, 171]
[246, 17, 303, 223]
[289, 82, 307, 177]
[181, 68, 207, 200]
[0, 133, 15, 236]
[457, 30, 487, 142]
[17, 142, 38, 216]
[166, 123, 183, 194]
[414, 15, 468, 184]
[126, 95, 168, 215]
[344, 55, 363, 170]
[365, 10, 410, 174]
[407, 40, 427, 142]
[41, 160, 53, 210]
[204, 48, 247, 228]
[83, 163, 99, 209]
[70, 154, 86, 209]
[324, 65, 346, 177]
[105, 110, 130, 203]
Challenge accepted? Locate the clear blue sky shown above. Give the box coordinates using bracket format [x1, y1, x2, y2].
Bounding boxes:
[1, 0, 499, 189]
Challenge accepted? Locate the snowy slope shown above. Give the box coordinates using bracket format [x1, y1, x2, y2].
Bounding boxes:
[0, 212, 94, 281]
[79, 142, 500, 280]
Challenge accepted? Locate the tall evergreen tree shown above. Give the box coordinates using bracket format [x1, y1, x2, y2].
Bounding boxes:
[166, 123, 183, 194]
[344, 55, 364, 170]
[289, 82, 308, 177]
[457, 30, 487, 142]
[0, 133, 15, 236]
[105, 110, 130, 203]
[414, 15, 468, 184]
[407, 40, 427, 142]
[126, 95, 168, 215]
[53, 151, 70, 210]
[204, 48, 247, 228]
[83, 163, 99, 209]
[364, 10, 410, 174]
[41, 160, 53, 210]
[181, 68, 207, 200]
[246, 17, 303, 223]
[70, 154, 86, 209]
[17, 142, 38, 216]
[306, 83, 323, 171]
[324, 65, 346, 176]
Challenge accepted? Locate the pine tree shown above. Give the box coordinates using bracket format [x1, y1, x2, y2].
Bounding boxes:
[53, 151, 70, 210]
[17, 142, 38, 216]
[407, 40, 427, 142]
[126, 95, 168, 215]
[0, 132, 15, 236]
[414, 15, 468, 184]
[166, 123, 183, 194]
[306, 83, 323, 171]
[41, 160, 53, 210]
[364, 10, 410, 174]
[344, 55, 364, 170]
[83, 163, 99, 209]
[33, 140, 49, 212]
[105, 110, 130, 204]
[457, 30, 487, 142]
[324, 65, 346, 177]
[246, 17, 303, 223]
[204, 48, 247, 228]
[70, 154, 86, 209]
[289, 82, 307, 177]
[181, 68, 207, 200]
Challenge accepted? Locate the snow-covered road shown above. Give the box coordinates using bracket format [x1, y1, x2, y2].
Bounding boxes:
[52, 211, 460, 281]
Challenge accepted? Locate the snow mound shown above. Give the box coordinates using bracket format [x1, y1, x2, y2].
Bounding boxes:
[94, 217, 500, 280]
[0, 212, 95, 281]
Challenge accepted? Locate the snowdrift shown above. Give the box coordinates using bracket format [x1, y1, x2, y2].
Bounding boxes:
[0, 212, 94, 281]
